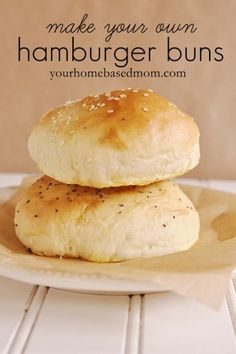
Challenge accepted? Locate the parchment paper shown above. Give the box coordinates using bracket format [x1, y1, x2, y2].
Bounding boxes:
[0, 179, 236, 309]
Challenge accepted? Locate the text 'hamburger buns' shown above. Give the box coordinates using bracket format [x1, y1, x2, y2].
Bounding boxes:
[28, 89, 200, 188]
[14, 176, 199, 262]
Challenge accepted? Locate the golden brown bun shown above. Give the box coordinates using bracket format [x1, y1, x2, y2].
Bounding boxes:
[14, 176, 199, 262]
[28, 89, 200, 188]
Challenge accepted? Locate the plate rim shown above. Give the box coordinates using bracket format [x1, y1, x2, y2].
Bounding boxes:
[0, 259, 167, 294]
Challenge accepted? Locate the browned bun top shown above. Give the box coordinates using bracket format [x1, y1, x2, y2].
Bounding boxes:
[28, 88, 200, 187]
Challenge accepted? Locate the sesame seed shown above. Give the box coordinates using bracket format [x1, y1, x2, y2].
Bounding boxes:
[148, 89, 154, 92]
[100, 103, 105, 107]
[107, 109, 114, 113]
[143, 93, 149, 96]
[113, 97, 120, 101]
[94, 94, 99, 98]
[119, 94, 127, 98]
[66, 98, 81, 105]
[82, 103, 86, 107]
[89, 105, 95, 111]
[142, 107, 148, 112]
[132, 89, 138, 92]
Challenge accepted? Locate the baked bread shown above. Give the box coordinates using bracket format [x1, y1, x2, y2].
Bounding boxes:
[28, 89, 200, 188]
[14, 176, 199, 262]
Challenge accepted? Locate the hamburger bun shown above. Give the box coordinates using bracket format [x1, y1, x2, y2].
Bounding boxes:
[28, 89, 200, 188]
[14, 176, 199, 262]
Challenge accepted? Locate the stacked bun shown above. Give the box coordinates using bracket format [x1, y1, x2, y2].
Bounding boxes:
[14, 89, 200, 262]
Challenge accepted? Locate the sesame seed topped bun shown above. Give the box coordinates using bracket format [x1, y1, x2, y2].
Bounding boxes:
[28, 88, 200, 188]
[14, 176, 199, 262]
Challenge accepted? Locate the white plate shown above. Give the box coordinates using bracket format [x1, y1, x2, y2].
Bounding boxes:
[0, 262, 167, 294]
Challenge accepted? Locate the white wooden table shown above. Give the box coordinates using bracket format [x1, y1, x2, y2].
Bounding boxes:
[0, 174, 236, 354]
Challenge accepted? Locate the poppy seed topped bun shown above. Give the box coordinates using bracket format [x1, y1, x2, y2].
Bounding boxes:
[14, 176, 199, 262]
[28, 88, 200, 188]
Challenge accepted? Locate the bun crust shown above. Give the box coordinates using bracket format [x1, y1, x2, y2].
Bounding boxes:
[28, 89, 200, 188]
[14, 176, 199, 262]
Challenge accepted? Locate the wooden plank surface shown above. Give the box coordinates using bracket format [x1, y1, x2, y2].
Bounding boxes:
[141, 292, 236, 354]
[0, 277, 33, 353]
[25, 289, 129, 354]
